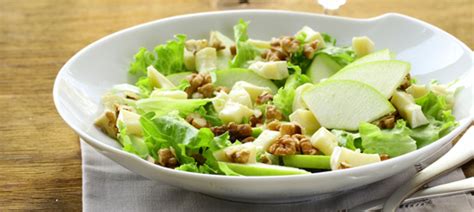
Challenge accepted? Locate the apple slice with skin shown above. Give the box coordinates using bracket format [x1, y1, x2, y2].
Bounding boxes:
[345, 49, 394, 69]
[282, 155, 331, 169]
[218, 162, 310, 176]
[330, 60, 410, 98]
[303, 80, 395, 131]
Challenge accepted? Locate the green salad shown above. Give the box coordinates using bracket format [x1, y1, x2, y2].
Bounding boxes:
[94, 20, 458, 176]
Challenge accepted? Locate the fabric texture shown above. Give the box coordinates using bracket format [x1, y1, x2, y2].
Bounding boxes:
[81, 140, 473, 212]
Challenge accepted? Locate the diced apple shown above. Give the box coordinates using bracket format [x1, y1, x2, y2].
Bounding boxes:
[195, 47, 217, 73]
[330, 60, 410, 98]
[212, 91, 229, 112]
[303, 80, 395, 131]
[218, 101, 254, 124]
[346, 49, 393, 68]
[117, 110, 142, 136]
[247, 39, 271, 49]
[183, 49, 195, 71]
[289, 109, 320, 135]
[292, 83, 314, 111]
[248, 61, 289, 80]
[210, 31, 234, 48]
[406, 84, 429, 98]
[216, 48, 232, 70]
[253, 130, 281, 151]
[391, 91, 429, 128]
[330, 146, 381, 170]
[147, 66, 175, 89]
[310, 127, 338, 155]
[219, 162, 310, 176]
[352, 36, 375, 58]
[150, 90, 188, 99]
[228, 87, 253, 108]
[295, 26, 326, 48]
[307, 54, 342, 83]
[233, 81, 272, 102]
[213, 142, 257, 164]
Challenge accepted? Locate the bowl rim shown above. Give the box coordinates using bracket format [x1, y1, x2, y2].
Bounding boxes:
[53, 9, 473, 181]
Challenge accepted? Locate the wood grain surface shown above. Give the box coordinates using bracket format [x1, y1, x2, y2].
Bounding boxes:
[0, 0, 472, 210]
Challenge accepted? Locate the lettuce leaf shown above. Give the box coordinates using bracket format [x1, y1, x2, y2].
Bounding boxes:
[129, 48, 155, 78]
[140, 113, 239, 175]
[136, 97, 210, 117]
[410, 92, 457, 148]
[360, 120, 417, 157]
[128, 34, 188, 80]
[154, 34, 187, 75]
[332, 129, 361, 150]
[230, 19, 259, 68]
[273, 67, 311, 117]
[117, 121, 149, 158]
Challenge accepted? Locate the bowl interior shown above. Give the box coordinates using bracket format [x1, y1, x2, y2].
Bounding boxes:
[54, 10, 473, 170]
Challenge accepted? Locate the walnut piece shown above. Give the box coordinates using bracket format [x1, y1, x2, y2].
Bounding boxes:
[157, 148, 179, 168]
[266, 120, 281, 131]
[249, 114, 263, 127]
[279, 122, 302, 135]
[261, 36, 300, 61]
[211, 122, 253, 142]
[297, 135, 318, 155]
[94, 110, 118, 138]
[373, 113, 397, 129]
[226, 149, 251, 164]
[256, 92, 273, 105]
[398, 74, 412, 91]
[380, 154, 390, 161]
[185, 73, 214, 98]
[186, 113, 209, 129]
[268, 134, 300, 156]
[266, 105, 284, 122]
[259, 154, 272, 165]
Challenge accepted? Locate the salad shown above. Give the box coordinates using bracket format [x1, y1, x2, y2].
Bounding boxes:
[94, 20, 458, 176]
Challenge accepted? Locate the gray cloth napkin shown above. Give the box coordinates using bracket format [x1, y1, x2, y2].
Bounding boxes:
[81, 140, 473, 212]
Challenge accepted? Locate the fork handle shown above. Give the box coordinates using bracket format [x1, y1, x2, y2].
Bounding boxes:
[382, 126, 474, 212]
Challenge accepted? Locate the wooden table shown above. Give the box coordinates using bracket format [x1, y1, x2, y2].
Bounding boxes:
[1, 0, 472, 210]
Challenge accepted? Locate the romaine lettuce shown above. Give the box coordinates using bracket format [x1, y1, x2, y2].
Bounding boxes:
[273, 65, 311, 117]
[230, 19, 259, 68]
[136, 97, 210, 117]
[360, 120, 417, 157]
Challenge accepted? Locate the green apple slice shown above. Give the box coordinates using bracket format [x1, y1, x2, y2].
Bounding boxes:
[307, 54, 342, 83]
[330, 60, 410, 98]
[282, 155, 330, 169]
[302, 80, 395, 131]
[345, 49, 394, 69]
[218, 162, 310, 176]
[166, 72, 192, 85]
[214, 68, 278, 93]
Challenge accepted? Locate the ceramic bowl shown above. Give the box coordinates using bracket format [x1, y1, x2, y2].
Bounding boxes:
[53, 10, 473, 203]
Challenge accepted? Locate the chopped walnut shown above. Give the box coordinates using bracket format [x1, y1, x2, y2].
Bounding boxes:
[268, 134, 300, 156]
[209, 38, 226, 51]
[186, 113, 209, 129]
[398, 74, 412, 91]
[373, 113, 397, 129]
[185, 39, 208, 53]
[302, 40, 319, 59]
[185, 73, 215, 98]
[192, 153, 206, 165]
[380, 154, 390, 161]
[266, 120, 281, 131]
[226, 149, 251, 164]
[279, 123, 302, 135]
[230, 45, 237, 56]
[157, 148, 179, 168]
[211, 122, 253, 142]
[266, 105, 284, 122]
[340, 162, 352, 169]
[94, 110, 118, 138]
[241, 137, 255, 143]
[259, 154, 272, 165]
[261, 36, 301, 61]
[214, 86, 230, 94]
[256, 92, 273, 105]
[297, 135, 318, 155]
[249, 115, 263, 127]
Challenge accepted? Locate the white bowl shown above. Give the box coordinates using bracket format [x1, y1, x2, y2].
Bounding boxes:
[53, 10, 474, 203]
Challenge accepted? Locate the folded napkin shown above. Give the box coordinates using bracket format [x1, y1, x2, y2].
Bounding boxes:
[81, 140, 473, 212]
